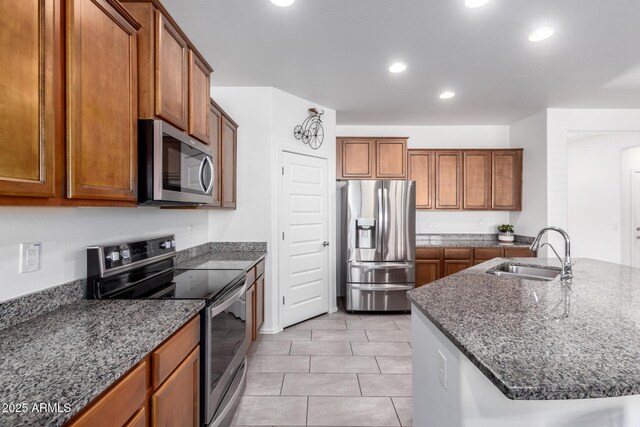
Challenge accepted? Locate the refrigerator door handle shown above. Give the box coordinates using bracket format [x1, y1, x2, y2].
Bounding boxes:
[349, 283, 414, 291]
[350, 261, 414, 269]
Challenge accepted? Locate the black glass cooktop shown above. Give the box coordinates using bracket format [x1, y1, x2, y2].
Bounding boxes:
[171, 268, 245, 303]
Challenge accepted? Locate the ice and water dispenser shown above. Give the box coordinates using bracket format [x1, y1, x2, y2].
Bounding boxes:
[355, 218, 376, 249]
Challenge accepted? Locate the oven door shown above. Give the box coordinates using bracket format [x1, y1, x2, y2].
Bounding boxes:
[154, 120, 214, 205]
[204, 280, 249, 426]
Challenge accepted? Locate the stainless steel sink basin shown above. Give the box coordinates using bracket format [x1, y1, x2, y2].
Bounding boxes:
[486, 263, 561, 281]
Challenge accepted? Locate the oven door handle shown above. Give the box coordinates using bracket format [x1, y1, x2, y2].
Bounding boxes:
[209, 281, 247, 318]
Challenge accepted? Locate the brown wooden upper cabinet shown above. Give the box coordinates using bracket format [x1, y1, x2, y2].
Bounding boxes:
[337, 137, 408, 179]
[209, 98, 238, 209]
[221, 115, 238, 208]
[66, 0, 140, 201]
[435, 151, 462, 210]
[408, 149, 523, 211]
[121, 0, 213, 143]
[463, 151, 491, 210]
[0, 0, 57, 199]
[492, 150, 523, 210]
[209, 101, 223, 207]
[408, 151, 434, 209]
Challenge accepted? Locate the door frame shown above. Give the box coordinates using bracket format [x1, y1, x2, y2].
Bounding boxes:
[277, 149, 336, 331]
[629, 170, 640, 267]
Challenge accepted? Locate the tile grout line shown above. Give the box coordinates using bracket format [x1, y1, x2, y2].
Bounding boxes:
[390, 395, 403, 427]
[305, 395, 309, 426]
[280, 372, 286, 396]
[356, 372, 363, 396]
[374, 355, 382, 374]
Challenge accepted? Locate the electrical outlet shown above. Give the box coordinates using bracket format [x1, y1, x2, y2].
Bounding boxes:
[438, 350, 447, 390]
[19, 242, 41, 273]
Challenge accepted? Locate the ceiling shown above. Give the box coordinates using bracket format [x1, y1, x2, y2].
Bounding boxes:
[162, 0, 640, 125]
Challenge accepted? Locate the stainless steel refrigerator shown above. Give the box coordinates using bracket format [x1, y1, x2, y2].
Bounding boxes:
[342, 180, 416, 311]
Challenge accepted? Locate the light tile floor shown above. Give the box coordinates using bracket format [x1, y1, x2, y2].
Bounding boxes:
[231, 305, 413, 427]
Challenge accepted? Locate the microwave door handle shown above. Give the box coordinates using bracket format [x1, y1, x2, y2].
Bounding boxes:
[204, 156, 214, 195]
[198, 157, 207, 193]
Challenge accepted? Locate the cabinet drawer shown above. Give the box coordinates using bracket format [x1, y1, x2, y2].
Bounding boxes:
[245, 266, 256, 287]
[444, 249, 471, 259]
[504, 248, 536, 258]
[152, 315, 200, 389]
[67, 359, 148, 427]
[416, 248, 442, 260]
[473, 248, 504, 260]
[124, 406, 146, 427]
[255, 258, 265, 278]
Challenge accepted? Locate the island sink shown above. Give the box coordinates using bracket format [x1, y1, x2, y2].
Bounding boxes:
[486, 263, 560, 281]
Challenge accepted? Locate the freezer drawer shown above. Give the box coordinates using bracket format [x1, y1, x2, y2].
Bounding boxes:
[347, 261, 415, 283]
[346, 283, 413, 311]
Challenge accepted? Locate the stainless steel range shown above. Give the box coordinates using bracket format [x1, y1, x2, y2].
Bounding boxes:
[87, 235, 248, 427]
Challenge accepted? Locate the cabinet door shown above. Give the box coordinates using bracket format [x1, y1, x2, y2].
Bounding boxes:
[247, 284, 256, 342]
[188, 51, 210, 144]
[339, 139, 375, 178]
[376, 139, 406, 178]
[0, 0, 56, 198]
[492, 150, 522, 211]
[463, 151, 491, 210]
[67, 0, 138, 201]
[504, 248, 536, 258]
[221, 116, 237, 208]
[416, 260, 441, 287]
[155, 11, 188, 130]
[443, 260, 471, 277]
[256, 274, 265, 332]
[435, 151, 462, 210]
[209, 102, 222, 207]
[408, 151, 434, 210]
[68, 360, 148, 427]
[151, 346, 200, 427]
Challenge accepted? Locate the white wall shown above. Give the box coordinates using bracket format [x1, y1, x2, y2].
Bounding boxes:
[567, 134, 640, 264]
[336, 125, 512, 233]
[0, 207, 209, 301]
[547, 109, 640, 252]
[212, 87, 337, 333]
[508, 111, 548, 238]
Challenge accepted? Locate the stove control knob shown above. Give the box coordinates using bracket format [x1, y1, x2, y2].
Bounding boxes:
[171, 240, 176, 248]
[106, 251, 120, 262]
[120, 249, 131, 260]
[161, 240, 172, 249]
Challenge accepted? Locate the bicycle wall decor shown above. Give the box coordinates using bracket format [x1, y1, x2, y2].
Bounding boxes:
[294, 108, 325, 150]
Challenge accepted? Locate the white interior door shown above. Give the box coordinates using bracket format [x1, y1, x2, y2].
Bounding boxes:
[280, 151, 329, 327]
[632, 171, 640, 268]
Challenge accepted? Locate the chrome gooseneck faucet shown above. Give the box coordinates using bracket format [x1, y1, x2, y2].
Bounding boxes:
[530, 226, 573, 281]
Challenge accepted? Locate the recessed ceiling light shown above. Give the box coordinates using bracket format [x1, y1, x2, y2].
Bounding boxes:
[529, 27, 555, 42]
[271, 0, 295, 7]
[465, 0, 491, 8]
[439, 91, 456, 100]
[388, 63, 407, 73]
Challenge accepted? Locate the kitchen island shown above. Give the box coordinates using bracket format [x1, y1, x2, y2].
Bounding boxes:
[407, 257, 640, 427]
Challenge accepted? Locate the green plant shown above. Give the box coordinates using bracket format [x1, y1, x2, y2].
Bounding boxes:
[498, 224, 514, 233]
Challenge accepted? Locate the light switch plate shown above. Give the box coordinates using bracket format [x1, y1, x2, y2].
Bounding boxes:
[438, 350, 447, 390]
[19, 242, 41, 273]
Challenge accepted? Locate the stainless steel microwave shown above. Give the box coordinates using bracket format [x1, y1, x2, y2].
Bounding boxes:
[138, 119, 214, 206]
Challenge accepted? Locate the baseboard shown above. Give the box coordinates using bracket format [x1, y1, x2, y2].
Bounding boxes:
[329, 305, 338, 314]
[259, 326, 283, 335]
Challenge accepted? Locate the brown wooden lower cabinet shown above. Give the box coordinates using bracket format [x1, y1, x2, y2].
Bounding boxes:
[246, 258, 266, 343]
[151, 346, 200, 427]
[415, 246, 536, 286]
[416, 259, 441, 288]
[66, 315, 200, 427]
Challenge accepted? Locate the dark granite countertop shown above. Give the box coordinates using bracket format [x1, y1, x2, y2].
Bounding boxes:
[0, 299, 204, 426]
[416, 239, 531, 249]
[175, 250, 267, 271]
[407, 258, 640, 400]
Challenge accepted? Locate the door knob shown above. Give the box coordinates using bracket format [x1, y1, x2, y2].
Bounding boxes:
[322, 241, 330, 247]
